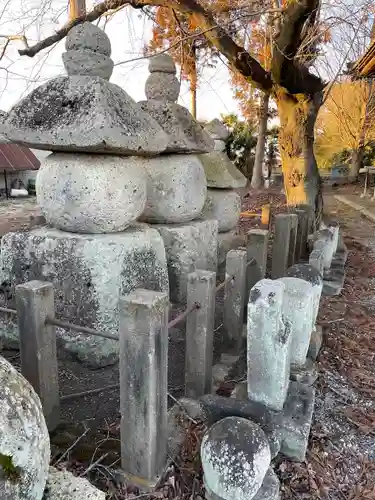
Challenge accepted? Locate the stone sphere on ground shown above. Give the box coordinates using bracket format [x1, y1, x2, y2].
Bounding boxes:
[201, 416, 271, 500]
[140, 154, 207, 224]
[201, 189, 241, 232]
[0, 356, 50, 500]
[37, 153, 147, 233]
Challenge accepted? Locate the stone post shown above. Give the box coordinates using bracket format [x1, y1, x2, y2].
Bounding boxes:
[278, 277, 314, 366]
[246, 229, 269, 290]
[224, 249, 247, 353]
[288, 214, 298, 267]
[185, 270, 216, 398]
[271, 214, 292, 279]
[295, 208, 309, 261]
[15, 280, 60, 431]
[309, 249, 324, 275]
[247, 279, 292, 411]
[119, 289, 169, 486]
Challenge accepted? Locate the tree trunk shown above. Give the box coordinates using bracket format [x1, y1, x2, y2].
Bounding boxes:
[69, 0, 86, 20]
[190, 45, 198, 119]
[276, 89, 323, 228]
[251, 92, 270, 189]
[349, 148, 364, 182]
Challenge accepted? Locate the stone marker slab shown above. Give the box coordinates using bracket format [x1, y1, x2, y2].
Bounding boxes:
[308, 325, 323, 361]
[155, 219, 218, 303]
[280, 381, 315, 461]
[278, 277, 314, 366]
[247, 279, 292, 411]
[0, 225, 169, 367]
[271, 214, 292, 279]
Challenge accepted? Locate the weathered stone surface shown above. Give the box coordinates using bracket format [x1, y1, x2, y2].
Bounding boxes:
[0, 356, 50, 500]
[200, 148, 247, 188]
[0, 225, 169, 367]
[138, 100, 214, 154]
[62, 50, 114, 80]
[65, 22, 111, 56]
[280, 381, 315, 461]
[247, 280, 292, 411]
[37, 153, 147, 233]
[278, 277, 314, 366]
[0, 76, 168, 155]
[44, 467, 105, 500]
[285, 264, 323, 329]
[309, 248, 324, 275]
[198, 394, 281, 459]
[139, 54, 213, 154]
[155, 219, 218, 303]
[217, 231, 245, 265]
[290, 358, 318, 386]
[139, 154, 207, 224]
[204, 119, 230, 141]
[253, 468, 280, 500]
[201, 417, 271, 500]
[307, 325, 323, 361]
[201, 189, 241, 232]
[314, 229, 335, 269]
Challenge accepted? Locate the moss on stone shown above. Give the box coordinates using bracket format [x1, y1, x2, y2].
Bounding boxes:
[0, 453, 21, 482]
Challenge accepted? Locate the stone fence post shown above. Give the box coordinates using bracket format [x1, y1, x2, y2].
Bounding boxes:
[119, 289, 169, 487]
[224, 249, 247, 353]
[271, 214, 292, 279]
[15, 281, 60, 431]
[246, 229, 269, 291]
[185, 270, 216, 398]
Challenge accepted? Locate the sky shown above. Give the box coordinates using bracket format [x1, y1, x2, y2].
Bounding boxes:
[0, 1, 239, 120]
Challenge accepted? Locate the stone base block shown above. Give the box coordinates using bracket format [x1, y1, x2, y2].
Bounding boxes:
[217, 230, 245, 265]
[201, 189, 241, 232]
[280, 381, 315, 461]
[308, 325, 323, 361]
[212, 353, 240, 393]
[253, 468, 280, 500]
[290, 358, 318, 386]
[0, 225, 168, 367]
[155, 220, 218, 303]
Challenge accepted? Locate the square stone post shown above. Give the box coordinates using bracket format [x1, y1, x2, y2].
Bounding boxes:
[309, 249, 324, 275]
[247, 279, 292, 411]
[15, 280, 60, 431]
[295, 208, 309, 261]
[224, 249, 247, 353]
[246, 229, 269, 290]
[271, 214, 292, 279]
[288, 214, 298, 267]
[185, 270, 216, 398]
[119, 289, 169, 486]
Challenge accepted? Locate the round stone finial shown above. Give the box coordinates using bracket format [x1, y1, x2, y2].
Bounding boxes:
[66, 22, 111, 56]
[62, 22, 114, 80]
[149, 53, 176, 74]
[286, 263, 323, 286]
[145, 54, 180, 102]
[201, 417, 271, 500]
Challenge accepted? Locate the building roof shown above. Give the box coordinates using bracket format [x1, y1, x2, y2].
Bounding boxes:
[0, 143, 41, 172]
[350, 39, 375, 78]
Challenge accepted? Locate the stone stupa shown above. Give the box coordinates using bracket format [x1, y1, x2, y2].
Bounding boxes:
[201, 119, 248, 264]
[0, 22, 170, 368]
[137, 54, 219, 303]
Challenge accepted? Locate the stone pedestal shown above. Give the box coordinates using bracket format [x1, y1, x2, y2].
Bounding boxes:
[201, 188, 241, 232]
[155, 220, 218, 303]
[0, 225, 169, 367]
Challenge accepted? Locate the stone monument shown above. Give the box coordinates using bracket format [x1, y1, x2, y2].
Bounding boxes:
[138, 54, 219, 303]
[201, 119, 248, 264]
[0, 23, 170, 367]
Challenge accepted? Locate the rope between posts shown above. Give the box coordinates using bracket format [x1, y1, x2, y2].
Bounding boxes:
[45, 317, 119, 341]
[0, 305, 17, 315]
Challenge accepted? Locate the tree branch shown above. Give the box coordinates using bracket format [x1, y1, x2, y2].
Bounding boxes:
[272, 0, 325, 95]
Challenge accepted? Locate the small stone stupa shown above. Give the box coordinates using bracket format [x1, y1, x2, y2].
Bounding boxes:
[0, 23, 170, 367]
[138, 55, 219, 303]
[201, 119, 248, 264]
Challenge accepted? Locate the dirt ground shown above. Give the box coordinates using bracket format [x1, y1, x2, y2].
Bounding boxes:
[1, 188, 375, 499]
[0, 197, 41, 237]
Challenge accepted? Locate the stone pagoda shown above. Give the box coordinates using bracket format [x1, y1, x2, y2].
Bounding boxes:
[0, 22, 171, 368]
[201, 119, 248, 264]
[138, 54, 219, 303]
